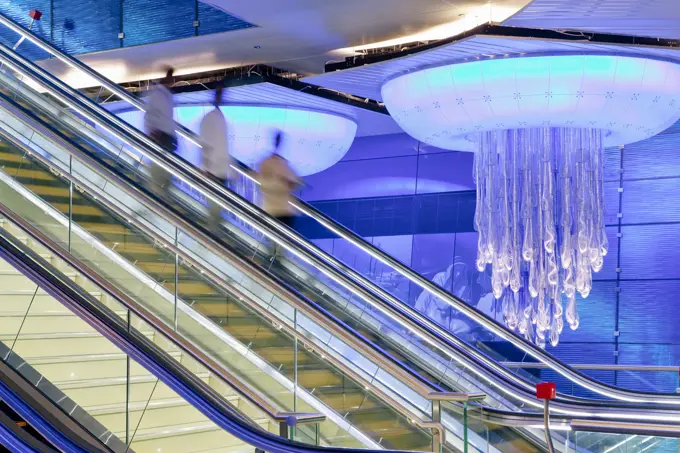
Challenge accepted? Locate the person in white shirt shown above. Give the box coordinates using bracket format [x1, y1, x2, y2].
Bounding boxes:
[144, 67, 177, 198]
[199, 86, 232, 232]
[258, 131, 300, 258]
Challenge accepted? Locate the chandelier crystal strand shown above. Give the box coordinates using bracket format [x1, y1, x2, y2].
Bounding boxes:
[474, 128, 606, 347]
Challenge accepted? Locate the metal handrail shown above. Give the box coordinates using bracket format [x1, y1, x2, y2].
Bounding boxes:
[0, 14, 675, 405]
[0, 180, 322, 432]
[0, 103, 450, 446]
[1, 44, 680, 423]
[502, 363, 680, 372]
[4, 75, 680, 436]
[0, 208, 414, 453]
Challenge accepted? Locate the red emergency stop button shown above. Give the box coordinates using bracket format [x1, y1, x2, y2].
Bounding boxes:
[536, 382, 556, 400]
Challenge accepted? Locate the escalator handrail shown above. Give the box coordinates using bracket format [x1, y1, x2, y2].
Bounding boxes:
[0, 204, 410, 453]
[0, 109, 449, 439]
[0, 37, 676, 407]
[0, 367, 96, 453]
[0, 143, 324, 433]
[0, 15, 650, 402]
[6, 96, 679, 430]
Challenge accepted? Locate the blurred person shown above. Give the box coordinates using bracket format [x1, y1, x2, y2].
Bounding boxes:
[258, 130, 300, 260]
[144, 66, 177, 198]
[199, 86, 233, 233]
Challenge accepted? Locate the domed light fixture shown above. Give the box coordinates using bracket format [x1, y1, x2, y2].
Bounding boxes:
[117, 104, 358, 176]
[382, 54, 680, 347]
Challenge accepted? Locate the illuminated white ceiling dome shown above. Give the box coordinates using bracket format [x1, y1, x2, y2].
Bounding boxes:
[381, 54, 680, 150]
[118, 105, 358, 176]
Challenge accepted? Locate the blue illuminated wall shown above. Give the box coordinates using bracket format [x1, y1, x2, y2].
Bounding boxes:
[298, 123, 680, 394]
[0, 1, 254, 61]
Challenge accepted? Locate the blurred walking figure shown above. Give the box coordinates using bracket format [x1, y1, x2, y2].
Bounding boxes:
[199, 86, 232, 233]
[258, 131, 300, 260]
[144, 66, 177, 198]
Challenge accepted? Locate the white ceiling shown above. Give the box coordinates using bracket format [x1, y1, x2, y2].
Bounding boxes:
[37, 0, 529, 88]
[503, 0, 680, 39]
[303, 34, 680, 102]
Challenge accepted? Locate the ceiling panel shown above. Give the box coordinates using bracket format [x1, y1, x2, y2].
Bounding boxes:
[503, 0, 680, 39]
[303, 35, 680, 101]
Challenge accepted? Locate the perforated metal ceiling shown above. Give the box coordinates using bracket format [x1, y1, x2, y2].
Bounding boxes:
[303, 35, 680, 102]
[503, 0, 680, 39]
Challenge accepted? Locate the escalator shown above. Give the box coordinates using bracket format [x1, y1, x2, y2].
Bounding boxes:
[0, 12, 671, 408]
[0, 174, 677, 453]
[0, 11, 679, 453]
[0, 139, 677, 453]
[0, 60, 442, 452]
[0, 199, 335, 453]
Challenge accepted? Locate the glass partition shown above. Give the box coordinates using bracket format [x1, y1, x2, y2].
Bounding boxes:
[0, 49, 532, 414]
[0, 96, 440, 450]
[0, 218, 280, 453]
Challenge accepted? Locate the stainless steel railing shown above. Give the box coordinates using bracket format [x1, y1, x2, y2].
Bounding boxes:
[1, 41, 680, 427]
[0, 13, 674, 406]
[0, 207, 414, 453]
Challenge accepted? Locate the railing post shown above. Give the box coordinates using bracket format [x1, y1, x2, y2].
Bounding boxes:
[431, 398, 441, 453]
[536, 382, 557, 453]
[463, 401, 469, 453]
[427, 392, 486, 453]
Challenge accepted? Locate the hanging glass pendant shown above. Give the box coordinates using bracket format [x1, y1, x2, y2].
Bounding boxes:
[474, 128, 607, 347]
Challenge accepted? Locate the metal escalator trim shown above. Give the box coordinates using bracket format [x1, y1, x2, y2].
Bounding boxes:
[0, 24, 680, 414]
[0, 11, 665, 406]
[0, 128, 439, 447]
[0, 359, 115, 453]
[0, 205, 411, 453]
[0, 181, 322, 434]
[0, 373, 83, 453]
[0, 410, 50, 453]
[0, 123, 390, 449]
[0, 40, 668, 407]
[570, 419, 680, 437]
[0, 71, 678, 427]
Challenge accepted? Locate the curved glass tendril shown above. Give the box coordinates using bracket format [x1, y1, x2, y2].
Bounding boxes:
[474, 128, 606, 347]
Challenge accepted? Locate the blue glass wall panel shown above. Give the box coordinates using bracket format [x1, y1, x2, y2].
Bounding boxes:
[620, 223, 680, 280]
[604, 147, 622, 182]
[53, 0, 121, 54]
[617, 344, 680, 393]
[558, 282, 617, 343]
[341, 133, 419, 161]
[593, 227, 619, 281]
[624, 133, 680, 179]
[0, 1, 254, 58]
[0, 0, 51, 60]
[122, 0, 195, 47]
[603, 181, 620, 226]
[302, 155, 419, 201]
[618, 281, 680, 344]
[298, 120, 680, 374]
[415, 151, 474, 194]
[197, 2, 252, 36]
[623, 178, 680, 224]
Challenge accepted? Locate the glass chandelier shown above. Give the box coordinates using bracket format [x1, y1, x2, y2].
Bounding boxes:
[474, 128, 608, 347]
